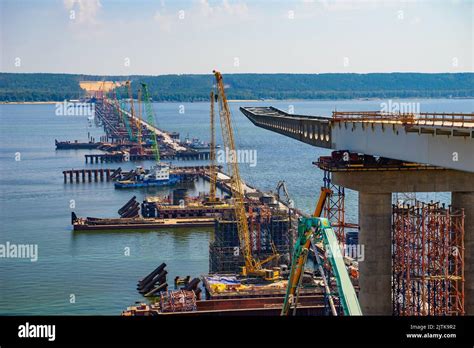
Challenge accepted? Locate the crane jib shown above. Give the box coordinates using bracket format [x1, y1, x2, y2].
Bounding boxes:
[281, 217, 362, 316]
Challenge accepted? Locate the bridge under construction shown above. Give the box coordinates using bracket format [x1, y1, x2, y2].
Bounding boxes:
[76, 78, 473, 317]
[241, 106, 474, 316]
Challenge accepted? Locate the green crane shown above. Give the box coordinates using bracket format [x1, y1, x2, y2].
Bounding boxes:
[112, 83, 135, 142]
[120, 98, 136, 142]
[140, 83, 160, 163]
[281, 217, 362, 316]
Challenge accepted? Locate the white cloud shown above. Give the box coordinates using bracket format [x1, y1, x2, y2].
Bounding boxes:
[196, 0, 249, 18]
[63, 0, 102, 24]
[152, 0, 250, 32]
[306, 0, 412, 12]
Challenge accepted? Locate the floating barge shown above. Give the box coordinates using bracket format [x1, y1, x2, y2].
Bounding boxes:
[55, 139, 103, 150]
[123, 295, 327, 316]
[122, 272, 334, 316]
[72, 214, 215, 231]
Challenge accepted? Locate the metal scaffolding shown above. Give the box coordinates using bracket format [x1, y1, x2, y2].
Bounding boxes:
[392, 202, 465, 316]
[322, 170, 359, 245]
[209, 207, 290, 274]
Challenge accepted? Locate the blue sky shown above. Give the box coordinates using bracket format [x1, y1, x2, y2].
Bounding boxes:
[1, 0, 472, 75]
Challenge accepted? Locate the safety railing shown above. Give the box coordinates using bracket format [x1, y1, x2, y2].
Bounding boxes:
[332, 111, 474, 128]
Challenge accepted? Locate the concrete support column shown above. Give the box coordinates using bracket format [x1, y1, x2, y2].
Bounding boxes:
[358, 191, 392, 315]
[451, 191, 474, 315]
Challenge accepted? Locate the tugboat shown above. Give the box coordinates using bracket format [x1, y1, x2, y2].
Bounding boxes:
[114, 163, 182, 189]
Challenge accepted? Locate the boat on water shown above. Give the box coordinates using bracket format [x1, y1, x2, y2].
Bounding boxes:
[55, 139, 101, 150]
[181, 136, 220, 150]
[114, 163, 182, 189]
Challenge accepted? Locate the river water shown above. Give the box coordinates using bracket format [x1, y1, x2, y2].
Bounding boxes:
[0, 98, 472, 314]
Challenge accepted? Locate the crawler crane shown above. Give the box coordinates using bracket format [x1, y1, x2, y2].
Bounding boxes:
[213, 70, 279, 281]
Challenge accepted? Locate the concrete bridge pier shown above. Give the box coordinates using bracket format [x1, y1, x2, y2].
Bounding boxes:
[358, 192, 392, 315]
[332, 169, 474, 315]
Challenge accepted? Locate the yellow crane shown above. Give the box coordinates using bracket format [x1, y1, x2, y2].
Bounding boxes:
[208, 91, 218, 203]
[213, 70, 279, 281]
[314, 187, 332, 217]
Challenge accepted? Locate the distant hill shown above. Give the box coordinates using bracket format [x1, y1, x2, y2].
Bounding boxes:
[0, 72, 473, 102]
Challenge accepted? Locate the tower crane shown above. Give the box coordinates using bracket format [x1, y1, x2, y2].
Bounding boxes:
[213, 70, 279, 281]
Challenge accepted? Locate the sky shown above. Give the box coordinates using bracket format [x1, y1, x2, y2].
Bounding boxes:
[0, 0, 472, 75]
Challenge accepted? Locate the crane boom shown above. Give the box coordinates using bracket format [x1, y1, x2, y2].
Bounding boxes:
[281, 217, 362, 316]
[209, 91, 217, 202]
[213, 70, 279, 279]
[213, 71, 253, 271]
[314, 187, 332, 217]
[126, 81, 138, 142]
[141, 83, 160, 163]
[111, 86, 134, 141]
[136, 87, 143, 154]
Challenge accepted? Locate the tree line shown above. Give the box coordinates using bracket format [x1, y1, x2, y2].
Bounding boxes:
[1, 72, 472, 102]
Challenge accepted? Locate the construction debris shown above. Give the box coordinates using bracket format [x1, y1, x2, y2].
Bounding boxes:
[160, 290, 197, 313]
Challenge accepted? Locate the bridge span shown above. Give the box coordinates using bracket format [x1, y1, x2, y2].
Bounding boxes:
[241, 106, 474, 315]
[240, 107, 474, 173]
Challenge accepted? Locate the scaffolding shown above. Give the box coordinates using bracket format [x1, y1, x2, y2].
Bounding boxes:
[392, 202, 465, 316]
[322, 170, 359, 245]
[209, 207, 290, 273]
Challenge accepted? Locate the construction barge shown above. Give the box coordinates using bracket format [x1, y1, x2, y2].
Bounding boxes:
[72, 215, 215, 231]
[72, 194, 222, 231]
[123, 295, 327, 316]
[55, 139, 103, 150]
[71, 182, 291, 232]
[123, 264, 334, 316]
